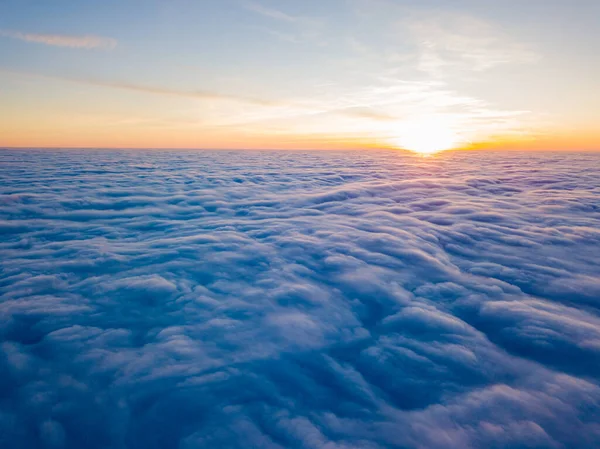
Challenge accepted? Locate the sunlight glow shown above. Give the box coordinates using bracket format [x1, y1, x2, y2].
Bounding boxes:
[392, 118, 462, 154]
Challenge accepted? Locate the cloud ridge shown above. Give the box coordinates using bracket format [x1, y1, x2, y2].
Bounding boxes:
[0, 149, 599, 448]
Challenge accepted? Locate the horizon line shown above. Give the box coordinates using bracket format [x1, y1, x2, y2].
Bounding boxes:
[1, 146, 599, 153]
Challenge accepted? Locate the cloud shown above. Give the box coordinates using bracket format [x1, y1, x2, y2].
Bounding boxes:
[1, 149, 600, 448]
[242, 1, 299, 23]
[242, 1, 324, 45]
[344, 2, 539, 78]
[92, 79, 275, 106]
[336, 106, 398, 121]
[405, 13, 540, 75]
[0, 30, 117, 50]
[0, 68, 275, 106]
[205, 77, 537, 149]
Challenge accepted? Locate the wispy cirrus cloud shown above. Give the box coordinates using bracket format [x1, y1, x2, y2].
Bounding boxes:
[0, 30, 117, 50]
[202, 74, 536, 149]
[345, 2, 539, 77]
[405, 12, 540, 76]
[242, 1, 324, 45]
[242, 1, 299, 23]
[89, 79, 274, 105]
[0, 68, 274, 106]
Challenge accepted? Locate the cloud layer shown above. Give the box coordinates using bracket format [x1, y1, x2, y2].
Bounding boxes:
[0, 149, 599, 448]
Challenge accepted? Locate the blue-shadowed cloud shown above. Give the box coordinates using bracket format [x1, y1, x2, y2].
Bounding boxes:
[0, 149, 599, 448]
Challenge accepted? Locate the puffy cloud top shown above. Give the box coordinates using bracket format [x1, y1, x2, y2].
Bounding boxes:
[1, 149, 599, 448]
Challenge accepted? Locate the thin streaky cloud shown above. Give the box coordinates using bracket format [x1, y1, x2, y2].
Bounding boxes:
[95, 80, 275, 106]
[242, 1, 299, 22]
[0, 68, 276, 106]
[242, 1, 324, 45]
[338, 106, 398, 121]
[0, 30, 117, 49]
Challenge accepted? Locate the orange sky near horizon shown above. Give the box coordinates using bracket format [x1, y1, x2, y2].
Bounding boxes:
[3, 114, 599, 153]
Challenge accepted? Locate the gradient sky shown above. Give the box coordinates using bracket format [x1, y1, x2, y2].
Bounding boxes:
[1, 0, 599, 151]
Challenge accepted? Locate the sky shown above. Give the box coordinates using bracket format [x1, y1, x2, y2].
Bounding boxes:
[0, 0, 599, 152]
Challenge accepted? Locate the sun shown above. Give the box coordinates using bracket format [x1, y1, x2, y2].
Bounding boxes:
[392, 118, 461, 155]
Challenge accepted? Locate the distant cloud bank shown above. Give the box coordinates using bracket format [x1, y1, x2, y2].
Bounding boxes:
[0, 149, 599, 448]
